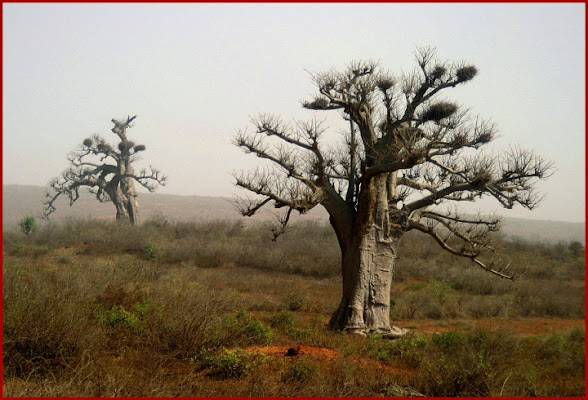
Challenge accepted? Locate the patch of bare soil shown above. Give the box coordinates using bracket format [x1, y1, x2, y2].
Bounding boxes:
[244, 344, 339, 360]
[243, 344, 408, 375]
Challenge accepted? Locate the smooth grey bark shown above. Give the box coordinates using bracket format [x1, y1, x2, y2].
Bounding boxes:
[328, 173, 405, 335]
[113, 117, 140, 224]
[112, 188, 130, 221]
[119, 153, 139, 224]
[106, 182, 135, 223]
[328, 228, 400, 334]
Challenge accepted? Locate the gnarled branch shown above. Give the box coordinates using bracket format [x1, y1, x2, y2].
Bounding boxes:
[408, 216, 518, 280]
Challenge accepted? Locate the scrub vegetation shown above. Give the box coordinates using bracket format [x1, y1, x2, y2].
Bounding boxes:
[3, 217, 584, 396]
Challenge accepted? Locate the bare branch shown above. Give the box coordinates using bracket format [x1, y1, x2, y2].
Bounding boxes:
[42, 170, 108, 219]
[129, 165, 164, 187]
[402, 146, 552, 213]
[232, 195, 271, 217]
[408, 217, 518, 280]
[234, 129, 318, 189]
[233, 167, 322, 214]
[397, 176, 439, 192]
[271, 207, 293, 241]
[111, 115, 137, 138]
[303, 61, 381, 149]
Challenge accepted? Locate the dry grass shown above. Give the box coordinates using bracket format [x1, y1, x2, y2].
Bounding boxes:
[2, 217, 584, 396]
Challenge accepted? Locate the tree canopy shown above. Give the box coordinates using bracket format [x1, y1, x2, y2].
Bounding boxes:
[234, 47, 553, 280]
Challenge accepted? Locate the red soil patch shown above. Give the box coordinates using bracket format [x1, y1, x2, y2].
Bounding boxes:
[244, 345, 339, 361]
[243, 344, 408, 375]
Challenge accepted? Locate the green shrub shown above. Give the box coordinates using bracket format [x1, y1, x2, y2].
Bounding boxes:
[412, 330, 520, 396]
[222, 311, 274, 345]
[284, 291, 309, 311]
[363, 334, 394, 361]
[133, 300, 159, 318]
[391, 334, 430, 367]
[285, 326, 312, 340]
[98, 305, 141, 330]
[246, 319, 274, 343]
[18, 215, 38, 236]
[430, 279, 453, 300]
[196, 348, 266, 379]
[284, 357, 320, 382]
[567, 326, 585, 343]
[143, 242, 158, 260]
[94, 298, 158, 333]
[432, 331, 464, 350]
[269, 311, 295, 329]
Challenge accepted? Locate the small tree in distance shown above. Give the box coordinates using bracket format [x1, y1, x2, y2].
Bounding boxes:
[43, 116, 166, 225]
[233, 47, 553, 337]
[18, 215, 38, 236]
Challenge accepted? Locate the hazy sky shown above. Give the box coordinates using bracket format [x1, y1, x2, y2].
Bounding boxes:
[3, 3, 585, 222]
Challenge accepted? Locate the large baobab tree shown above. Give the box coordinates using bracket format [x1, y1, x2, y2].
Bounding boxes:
[43, 115, 166, 225]
[234, 48, 553, 338]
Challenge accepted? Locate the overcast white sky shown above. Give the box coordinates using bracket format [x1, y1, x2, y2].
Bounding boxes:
[3, 3, 585, 222]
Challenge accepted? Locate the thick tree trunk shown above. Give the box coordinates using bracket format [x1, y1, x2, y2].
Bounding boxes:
[112, 192, 130, 222]
[328, 173, 406, 337]
[328, 226, 403, 336]
[122, 183, 139, 225]
[107, 185, 132, 224]
[116, 192, 138, 224]
[118, 154, 139, 225]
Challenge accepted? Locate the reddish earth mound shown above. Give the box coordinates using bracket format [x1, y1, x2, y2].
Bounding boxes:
[243, 344, 408, 374]
[244, 345, 340, 361]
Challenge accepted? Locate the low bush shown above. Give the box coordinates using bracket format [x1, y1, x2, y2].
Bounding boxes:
[2, 217, 584, 396]
[98, 305, 142, 330]
[195, 348, 266, 379]
[3, 265, 103, 376]
[283, 357, 321, 382]
[269, 311, 296, 329]
[17, 215, 38, 236]
[222, 311, 274, 346]
[143, 242, 158, 260]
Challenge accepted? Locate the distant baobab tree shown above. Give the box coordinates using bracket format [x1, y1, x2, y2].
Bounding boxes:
[43, 115, 166, 225]
[233, 47, 553, 338]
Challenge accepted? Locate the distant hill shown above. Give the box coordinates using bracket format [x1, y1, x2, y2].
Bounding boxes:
[2, 184, 585, 244]
[1, 184, 326, 227]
